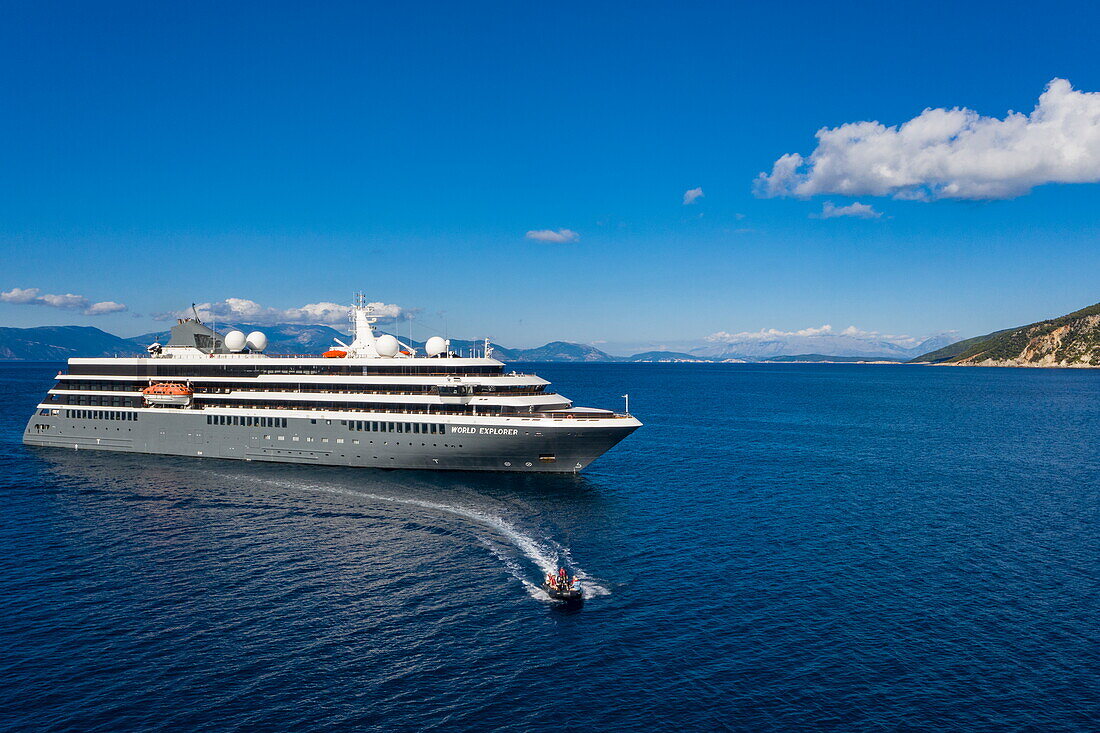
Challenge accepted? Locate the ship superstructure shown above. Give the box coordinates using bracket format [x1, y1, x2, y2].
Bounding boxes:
[23, 297, 640, 472]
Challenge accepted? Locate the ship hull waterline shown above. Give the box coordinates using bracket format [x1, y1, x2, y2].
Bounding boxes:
[23, 409, 640, 474]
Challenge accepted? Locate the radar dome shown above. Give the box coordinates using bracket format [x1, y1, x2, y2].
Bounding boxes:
[224, 330, 247, 352]
[246, 331, 268, 352]
[375, 334, 400, 357]
[425, 336, 447, 356]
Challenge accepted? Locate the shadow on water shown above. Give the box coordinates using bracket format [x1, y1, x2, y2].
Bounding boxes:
[29, 446, 609, 505]
[28, 447, 617, 603]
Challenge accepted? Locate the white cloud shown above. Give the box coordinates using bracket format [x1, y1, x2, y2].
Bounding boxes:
[812, 201, 882, 219]
[755, 78, 1100, 201]
[0, 287, 128, 315]
[525, 228, 580, 243]
[157, 298, 407, 325]
[706, 324, 917, 346]
[84, 301, 128, 315]
[682, 187, 704, 205]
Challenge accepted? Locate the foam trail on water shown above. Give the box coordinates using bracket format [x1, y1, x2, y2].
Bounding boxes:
[559, 546, 610, 597]
[217, 472, 609, 600]
[481, 539, 551, 602]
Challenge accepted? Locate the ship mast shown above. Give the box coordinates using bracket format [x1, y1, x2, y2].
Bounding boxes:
[345, 291, 381, 357]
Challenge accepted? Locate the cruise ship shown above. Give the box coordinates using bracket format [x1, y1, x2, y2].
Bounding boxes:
[23, 297, 641, 472]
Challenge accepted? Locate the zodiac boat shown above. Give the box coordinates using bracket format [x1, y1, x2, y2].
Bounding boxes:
[543, 569, 583, 604]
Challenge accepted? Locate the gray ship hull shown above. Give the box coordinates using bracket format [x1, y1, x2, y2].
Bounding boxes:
[23, 409, 639, 473]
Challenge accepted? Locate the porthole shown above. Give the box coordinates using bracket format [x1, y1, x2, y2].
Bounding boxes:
[525, 461, 532, 467]
[504, 461, 511, 467]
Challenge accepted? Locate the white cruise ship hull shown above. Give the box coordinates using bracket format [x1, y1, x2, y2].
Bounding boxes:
[24, 409, 640, 473]
[22, 301, 641, 473]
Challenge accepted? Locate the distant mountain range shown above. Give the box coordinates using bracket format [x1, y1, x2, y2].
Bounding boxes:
[911, 302, 1100, 367]
[692, 332, 958, 361]
[0, 326, 142, 361]
[0, 322, 959, 363]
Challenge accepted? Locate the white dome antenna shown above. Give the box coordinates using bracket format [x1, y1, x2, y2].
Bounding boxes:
[246, 331, 268, 352]
[425, 336, 447, 357]
[224, 330, 247, 352]
[375, 334, 400, 357]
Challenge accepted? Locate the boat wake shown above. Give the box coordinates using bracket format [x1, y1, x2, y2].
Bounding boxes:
[216, 471, 610, 602]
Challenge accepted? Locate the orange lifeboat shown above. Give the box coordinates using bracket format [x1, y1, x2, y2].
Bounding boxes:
[322, 349, 347, 358]
[142, 382, 193, 406]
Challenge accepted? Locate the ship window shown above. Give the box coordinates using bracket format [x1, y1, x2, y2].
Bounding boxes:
[232, 416, 239, 426]
[439, 424, 446, 434]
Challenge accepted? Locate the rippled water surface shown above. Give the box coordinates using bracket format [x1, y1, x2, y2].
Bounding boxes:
[2, 362, 1098, 731]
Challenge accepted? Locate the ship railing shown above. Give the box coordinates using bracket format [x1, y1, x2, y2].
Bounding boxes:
[185, 402, 635, 420]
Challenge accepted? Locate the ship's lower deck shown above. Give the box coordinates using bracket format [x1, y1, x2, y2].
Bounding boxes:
[23, 407, 640, 473]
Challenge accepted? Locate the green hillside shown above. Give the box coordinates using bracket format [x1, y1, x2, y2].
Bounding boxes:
[911, 302, 1100, 366]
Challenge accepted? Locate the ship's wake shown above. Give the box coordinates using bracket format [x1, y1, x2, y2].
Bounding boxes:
[216, 471, 610, 602]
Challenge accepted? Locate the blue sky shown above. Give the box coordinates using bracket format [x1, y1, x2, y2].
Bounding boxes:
[2, 1, 1099, 350]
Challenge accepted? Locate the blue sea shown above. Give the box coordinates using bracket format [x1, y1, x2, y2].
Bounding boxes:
[1, 362, 1097, 731]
